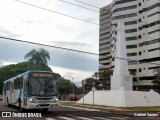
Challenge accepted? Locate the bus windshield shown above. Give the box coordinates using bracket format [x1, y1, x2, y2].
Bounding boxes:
[28, 78, 58, 96]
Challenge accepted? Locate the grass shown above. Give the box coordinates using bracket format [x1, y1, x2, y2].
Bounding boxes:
[125, 106, 160, 111]
[60, 102, 160, 111]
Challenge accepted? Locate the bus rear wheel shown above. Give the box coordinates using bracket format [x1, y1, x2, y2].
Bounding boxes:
[7, 98, 11, 107]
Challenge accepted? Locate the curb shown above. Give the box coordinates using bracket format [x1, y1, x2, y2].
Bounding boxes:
[59, 104, 101, 111]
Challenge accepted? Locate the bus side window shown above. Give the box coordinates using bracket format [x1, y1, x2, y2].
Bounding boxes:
[19, 77, 23, 88]
[6, 83, 8, 91]
[8, 82, 10, 90]
[14, 79, 19, 90]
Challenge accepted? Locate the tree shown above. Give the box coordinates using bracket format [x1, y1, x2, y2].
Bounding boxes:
[152, 68, 160, 85]
[24, 48, 50, 69]
[129, 69, 138, 82]
[98, 70, 113, 80]
[58, 77, 77, 98]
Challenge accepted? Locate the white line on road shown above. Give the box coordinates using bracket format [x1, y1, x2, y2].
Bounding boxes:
[94, 116, 125, 120]
[45, 118, 56, 120]
[66, 114, 95, 120]
[58, 116, 76, 120]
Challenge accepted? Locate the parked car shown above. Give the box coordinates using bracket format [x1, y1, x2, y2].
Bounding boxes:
[0, 95, 3, 101]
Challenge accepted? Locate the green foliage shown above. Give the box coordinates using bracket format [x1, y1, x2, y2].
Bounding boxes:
[0, 62, 52, 94]
[84, 70, 113, 90]
[58, 77, 76, 96]
[98, 70, 113, 80]
[84, 78, 103, 90]
[152, 68, 160, 85]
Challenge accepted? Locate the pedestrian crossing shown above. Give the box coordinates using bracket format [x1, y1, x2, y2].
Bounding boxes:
[45, 110, 128, 120]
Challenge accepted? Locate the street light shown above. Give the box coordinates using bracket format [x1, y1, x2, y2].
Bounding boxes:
[72, 78, 74, 101]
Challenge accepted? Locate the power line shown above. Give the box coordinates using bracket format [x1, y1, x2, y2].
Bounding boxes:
[15, 0, 160, 41]
[7, 0, 160, 66]
[0, 36, 99, 55]
[15, 0, 99, 25]
[15, 0, 160, 31]
[57, 0, 99, 13]
[0, 36, 159, 66]
[74, 0, 100, 9]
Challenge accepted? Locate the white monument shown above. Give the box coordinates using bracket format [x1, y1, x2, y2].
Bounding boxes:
[77, 21, 160, 107]
[111, 21, 132, 91]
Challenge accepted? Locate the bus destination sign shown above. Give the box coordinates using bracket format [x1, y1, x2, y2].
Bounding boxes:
[31, 73, 53, 78]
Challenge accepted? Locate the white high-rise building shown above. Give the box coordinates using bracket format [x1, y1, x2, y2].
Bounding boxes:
[99, 0, 160, 89]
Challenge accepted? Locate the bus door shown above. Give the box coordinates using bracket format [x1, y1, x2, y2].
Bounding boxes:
[10, 82, 14, 103]
[23, 79, 27, 107]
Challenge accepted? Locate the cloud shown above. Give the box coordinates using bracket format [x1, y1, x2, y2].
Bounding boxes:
[50, 41, 90, 48]
[50, 66, 94, 82]
[0, 27, 21, 38]
[0, 60, 17, 66]
[0, 37, 98, 72]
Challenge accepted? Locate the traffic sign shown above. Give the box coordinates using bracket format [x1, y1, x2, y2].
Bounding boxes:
[82, 80, 86, 85]
[92, 87, 96, 92]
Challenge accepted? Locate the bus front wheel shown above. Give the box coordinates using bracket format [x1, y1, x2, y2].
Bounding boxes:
[19, 99, 25, 112]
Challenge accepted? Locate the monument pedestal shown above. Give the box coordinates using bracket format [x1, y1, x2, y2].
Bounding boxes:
[77, 89, 160, 107]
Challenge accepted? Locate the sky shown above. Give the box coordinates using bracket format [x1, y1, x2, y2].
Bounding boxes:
[0, 0, 112, 85]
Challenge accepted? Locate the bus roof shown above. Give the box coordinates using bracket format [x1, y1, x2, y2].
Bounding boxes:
[3, 70, 54, 83]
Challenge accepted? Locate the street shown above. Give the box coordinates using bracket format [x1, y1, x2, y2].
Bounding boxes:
[0, 101, 159, 120]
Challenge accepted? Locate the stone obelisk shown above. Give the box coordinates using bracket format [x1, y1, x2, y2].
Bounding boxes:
[111, 21, 132, 90]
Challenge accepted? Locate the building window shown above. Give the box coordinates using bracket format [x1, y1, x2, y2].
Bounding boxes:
[115, 0, 136, 5]
[126, 44, 137, 49]
[126, 36, 137, 41]
[127, 53, 137, 56]
[148, 47, 160, 52]
[114, 13, 137, 20]
[114, 5, 137, 12]
[125, 28, 137, 33]
[128, 61, 137, 65]
[139, 68, 142, 72]
[138, 35, 142, 39]
[125, 20, 137, 26]
[139, 52, 142, 55]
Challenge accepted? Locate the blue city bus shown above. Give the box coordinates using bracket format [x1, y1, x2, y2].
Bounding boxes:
[2, 70, 59, 112]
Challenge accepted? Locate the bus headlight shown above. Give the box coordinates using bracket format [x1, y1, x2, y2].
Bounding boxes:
[29, 97, 36, 103]
[52, 97, 58, 103]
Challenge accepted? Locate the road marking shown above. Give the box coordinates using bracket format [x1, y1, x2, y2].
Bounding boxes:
[58, 116, 76, 120]
[59, 104, 100, 111]
[94, 117, 125, 120]
[110, 117, 126, 120]
[66, 114, 94, 120]
[46, 118, 56, 120]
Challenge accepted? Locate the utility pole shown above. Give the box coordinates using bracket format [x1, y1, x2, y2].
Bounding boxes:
[72, 78, 74, 101]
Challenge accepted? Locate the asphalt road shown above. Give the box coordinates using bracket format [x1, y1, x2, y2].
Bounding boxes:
[0, 101, 159, 120]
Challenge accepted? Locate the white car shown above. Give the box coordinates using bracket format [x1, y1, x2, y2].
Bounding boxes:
[0, 95, 3, 101]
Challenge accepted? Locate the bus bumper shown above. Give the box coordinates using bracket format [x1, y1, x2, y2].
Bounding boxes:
[26, 102, 59, 109]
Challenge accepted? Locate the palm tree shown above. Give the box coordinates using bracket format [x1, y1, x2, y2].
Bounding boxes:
[24, 48, 50, 69]
[152, 68, 160, 85]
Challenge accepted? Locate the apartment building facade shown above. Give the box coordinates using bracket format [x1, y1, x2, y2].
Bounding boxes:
[99, 0, 160, 89]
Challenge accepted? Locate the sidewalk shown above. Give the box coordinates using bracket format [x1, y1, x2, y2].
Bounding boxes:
[59, 101, 135, 116]
[59, 101, 160, 117]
